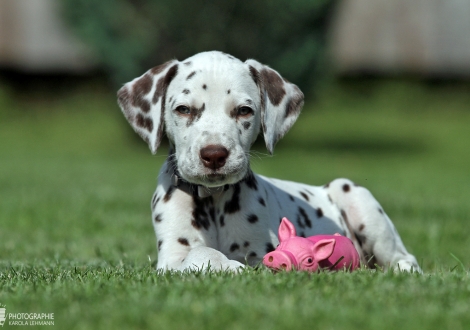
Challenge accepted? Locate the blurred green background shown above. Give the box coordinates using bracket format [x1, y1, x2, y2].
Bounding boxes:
[61, 0, 334, 90]
[1, 0, 469, 271]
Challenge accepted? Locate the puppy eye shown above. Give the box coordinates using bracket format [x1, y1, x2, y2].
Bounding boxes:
[237, 106, 253, 117]
[176, 106, 191, 115]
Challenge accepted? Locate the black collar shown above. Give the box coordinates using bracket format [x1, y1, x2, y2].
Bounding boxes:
[171, 173, 229, 198]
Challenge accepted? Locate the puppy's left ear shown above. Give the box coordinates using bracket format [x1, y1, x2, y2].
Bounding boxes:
[245, 59, 304, 154]
[117, 60, 179, 154]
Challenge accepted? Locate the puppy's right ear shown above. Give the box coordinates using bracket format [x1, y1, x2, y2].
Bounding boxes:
[117, 60, 179, 154]
[244, 59, 304, 154]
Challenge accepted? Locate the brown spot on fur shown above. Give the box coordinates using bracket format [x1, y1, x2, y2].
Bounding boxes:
[227, 89, 231, 94]
[340, 208, 366, 264]
[359, 224, 365, 231]
[230, 107, 238, 119]
[316, 208, 323, 218]
[202, 84, 207, 90]
[248, 66, 260, 86]
[260, 68, 286, 106]
[135, 113, 153, 132]
[191, 219, 200, 230]
[328, 194, 333, 203]
[186, 71, 196, 80]
[186, 103, 205, 127]
[131, 74, 153, 113]
[152, 63, 179, 104]
[178, 238, 190, 246]
[219, 214, 225, 227]
[224, 184, 241, 214]
[244, 171, 258, 190]
[298, 207, 312, 228]
[284, 89, 304, 118]
[247, 214, 259, 223]
[153, 77, 165, 105]
[152, 194, 160, 207]
[141, 99, 151, 113]
[300, 192, 309, 201]
[163, 185, 175, 202]
[191, 195, 212, 230]
[243, 122, 251, 130]
[150, 64, 178, 151]
[343, 184, 351, 192]
[154, 214, 163, 222]
[230, 243, 240, 252]
[157, 240, 163, 250]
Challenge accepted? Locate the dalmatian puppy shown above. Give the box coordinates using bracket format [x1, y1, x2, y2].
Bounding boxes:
[117, 51, 421, 273]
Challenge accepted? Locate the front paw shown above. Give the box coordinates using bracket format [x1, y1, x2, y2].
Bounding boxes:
[179, 246, 245, 272]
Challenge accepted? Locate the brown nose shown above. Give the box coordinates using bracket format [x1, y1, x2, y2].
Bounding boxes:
[200, 145, 229, 170]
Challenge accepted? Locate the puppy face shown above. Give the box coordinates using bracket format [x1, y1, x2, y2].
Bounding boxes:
[117, 51, 304, 187]
[163, 52, 261, 187]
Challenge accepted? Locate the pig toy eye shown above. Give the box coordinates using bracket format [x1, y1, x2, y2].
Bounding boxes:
[303, 257, 314, 266]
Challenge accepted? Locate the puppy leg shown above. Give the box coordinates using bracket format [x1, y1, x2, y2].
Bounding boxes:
[326, 178, 421, 272]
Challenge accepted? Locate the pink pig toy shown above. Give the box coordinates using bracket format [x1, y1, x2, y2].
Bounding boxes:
[263, 217, 360, 272]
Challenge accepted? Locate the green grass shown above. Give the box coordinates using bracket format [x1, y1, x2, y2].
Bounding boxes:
[1, 79, 469, 329]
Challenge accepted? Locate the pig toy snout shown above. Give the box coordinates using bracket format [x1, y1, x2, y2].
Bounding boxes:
[263, 250, 297, 271]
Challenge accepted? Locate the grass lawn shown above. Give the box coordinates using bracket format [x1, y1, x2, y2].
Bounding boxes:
[0, 78, 469, 329]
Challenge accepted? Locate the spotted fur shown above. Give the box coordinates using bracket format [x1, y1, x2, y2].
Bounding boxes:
[117, 51, 421, 273]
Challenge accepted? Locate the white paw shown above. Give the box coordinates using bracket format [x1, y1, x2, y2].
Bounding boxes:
[179, 246, 245, 272]
[394, 258, 423, 273]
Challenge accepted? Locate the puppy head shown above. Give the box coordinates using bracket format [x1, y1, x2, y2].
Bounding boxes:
[117, 51, 303, 186]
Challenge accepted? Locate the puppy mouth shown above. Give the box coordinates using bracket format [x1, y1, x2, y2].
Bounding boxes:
[195, 170, 237, 186]
[204, 173, 228, 184]
[183, 167, 246, 187]
[174, 154, 248, 187]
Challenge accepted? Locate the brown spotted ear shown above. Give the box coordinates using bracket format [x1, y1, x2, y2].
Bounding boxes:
[117, 60, 179, 154]
[245, 59, 304, 154]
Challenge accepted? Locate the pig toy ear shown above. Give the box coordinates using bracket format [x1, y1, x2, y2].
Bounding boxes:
[278, 217, 297, 242]
[312, 239, 336, 261]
